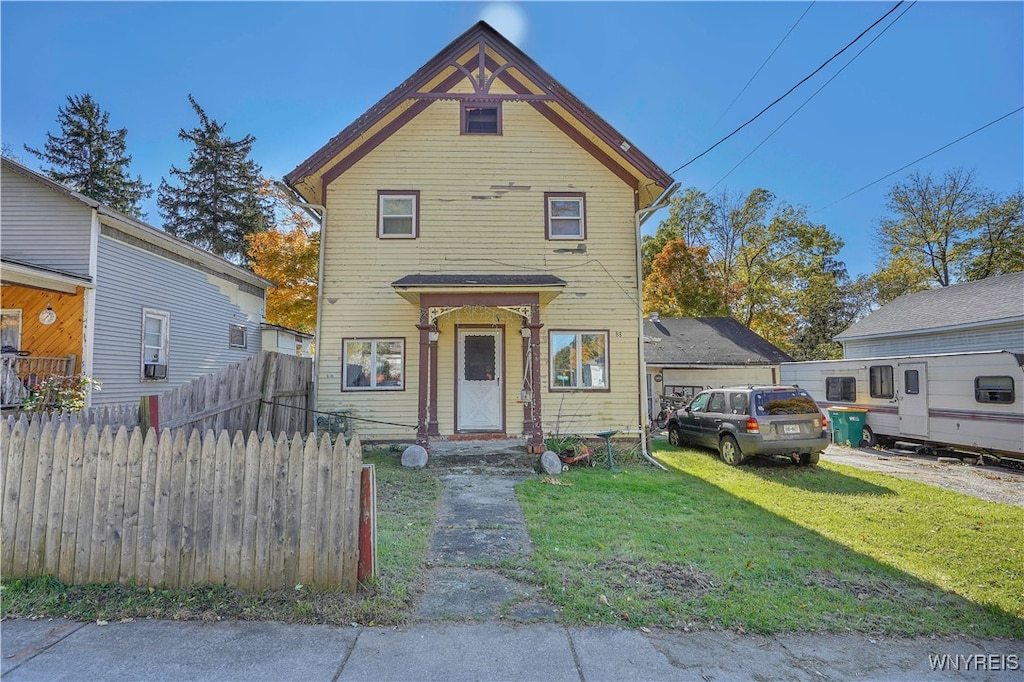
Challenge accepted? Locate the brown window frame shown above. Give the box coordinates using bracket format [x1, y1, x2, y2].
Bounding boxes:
[461, 103, 502, 135]
[377, 190, 420, 239]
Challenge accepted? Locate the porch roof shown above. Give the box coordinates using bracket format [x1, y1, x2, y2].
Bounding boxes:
[391, 273, 566, 304]
[1, 258, 94, 293]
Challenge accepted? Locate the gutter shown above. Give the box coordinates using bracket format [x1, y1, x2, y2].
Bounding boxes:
[634, 182, 680, 471]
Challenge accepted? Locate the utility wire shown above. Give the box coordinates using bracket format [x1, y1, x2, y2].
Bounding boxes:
[669, 0, 905, 177]
[710, 1, 915, 191]
[816, 106, 1024, 211]
[714, 1, 816, 127]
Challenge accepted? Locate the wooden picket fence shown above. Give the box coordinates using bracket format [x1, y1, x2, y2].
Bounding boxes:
[4, 403, 140, 432]
[1, 417, 363, 592]
[145, 351, 313, 436]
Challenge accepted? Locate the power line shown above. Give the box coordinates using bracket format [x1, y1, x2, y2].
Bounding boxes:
[710, 1, 916, 191]
[669, 0, 906, 177]
[815, 107, 1024, 212]
[714, 1, 816, 127]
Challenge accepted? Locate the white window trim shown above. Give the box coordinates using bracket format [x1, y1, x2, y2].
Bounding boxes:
[546, 195, 586, 240]
[141, 308, 170, 381]
[378, 192, 418, 239]
[1, 309, 23, 350]
[229, 323, 248, 349]
[343, 338, 405, 391]
[549, 330, 609, 390]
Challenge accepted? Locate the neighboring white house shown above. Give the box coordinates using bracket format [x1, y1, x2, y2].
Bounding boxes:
[835, 272, 1024, 359]
[1, 156, 272, 408]
[261, 323, 314, 357]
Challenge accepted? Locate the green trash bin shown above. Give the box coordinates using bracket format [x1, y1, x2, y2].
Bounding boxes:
[828, 407, 868, 446]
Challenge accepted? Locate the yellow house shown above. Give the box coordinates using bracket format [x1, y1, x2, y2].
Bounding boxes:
[284, 21, 675, 452]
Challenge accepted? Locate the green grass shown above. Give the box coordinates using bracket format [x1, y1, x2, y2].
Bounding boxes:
[0, 451, 443, 627]
[516, 444, 1024, 636]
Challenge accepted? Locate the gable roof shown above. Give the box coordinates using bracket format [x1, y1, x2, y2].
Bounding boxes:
[643, 317, 794, 366]
[835, 272, 1024, 341]
[284, 21, 674, 209]
[1, 156, 271, 292]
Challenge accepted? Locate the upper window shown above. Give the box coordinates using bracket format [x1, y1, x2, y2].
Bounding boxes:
[550, 331, 608, 390]
[462, 104, 501, 134]
[904, 369, 920, 395]
[975, 376, 1014, 404]
[706, 392, 727, 413]
[343, 338, 404, 391]
[378, 191, 419, 238]
[229, 324, 247, 349]
[142, 308, 170, 381]
[869, 365, 894, 399]
[825, 376, 856, 402]
[545, 193, 586, 240]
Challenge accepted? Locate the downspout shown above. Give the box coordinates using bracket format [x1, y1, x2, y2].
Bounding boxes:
[634, 182, 680, 471]
[275, 182, 326, 422]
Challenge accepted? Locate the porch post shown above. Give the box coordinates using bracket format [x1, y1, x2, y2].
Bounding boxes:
[427, 326, 440, 437]
[525, 303, 544, 453]
[416, 314, 432, 448]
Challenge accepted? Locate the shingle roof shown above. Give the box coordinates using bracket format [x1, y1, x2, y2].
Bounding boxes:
[643, 317, 793, 365]
[835, 272, 1024, 341]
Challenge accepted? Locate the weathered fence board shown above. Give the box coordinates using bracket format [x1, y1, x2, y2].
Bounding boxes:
[1, 419, 363, 591]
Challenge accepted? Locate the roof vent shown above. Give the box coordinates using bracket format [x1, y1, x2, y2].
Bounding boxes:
[650, 311, 659, 322]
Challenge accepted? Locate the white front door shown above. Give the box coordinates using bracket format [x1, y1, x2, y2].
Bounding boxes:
[898, 362, 929, 437]
[457, 329, 503, 431]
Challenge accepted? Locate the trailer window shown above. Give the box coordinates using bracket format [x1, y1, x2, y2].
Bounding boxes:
[825, 376, 856, 402]
[904, 369, 920, 395]
[975, 376, 1014, 404]
[869, 365, 894, 398]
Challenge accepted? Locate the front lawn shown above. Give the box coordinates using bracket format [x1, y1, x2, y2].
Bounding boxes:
[516, 444, 1023, 636]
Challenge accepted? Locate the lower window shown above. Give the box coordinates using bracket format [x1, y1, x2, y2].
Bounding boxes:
[141, 308, 170, 381]
[825, 376, 856, 402]
[550, 331, 608, 390]
[975, 376, 1014, 404]
[343, 339, 404, 390]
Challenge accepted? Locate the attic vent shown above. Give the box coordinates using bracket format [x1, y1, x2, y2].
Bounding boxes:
[620, 141, 631, 152]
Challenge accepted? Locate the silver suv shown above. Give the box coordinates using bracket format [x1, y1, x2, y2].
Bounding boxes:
[665, 386, 828, 466]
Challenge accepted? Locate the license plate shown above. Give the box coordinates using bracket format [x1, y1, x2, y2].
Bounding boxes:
[783, 424, 801, 435]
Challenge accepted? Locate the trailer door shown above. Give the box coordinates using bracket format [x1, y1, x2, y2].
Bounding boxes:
[898, 362, 928, 437]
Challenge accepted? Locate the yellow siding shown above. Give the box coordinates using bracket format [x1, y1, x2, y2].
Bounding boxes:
[319, 100, 643, 441]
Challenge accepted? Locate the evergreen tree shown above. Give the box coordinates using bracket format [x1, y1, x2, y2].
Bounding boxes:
[25, 94, 152, 217]
[158, 95, 272, 263]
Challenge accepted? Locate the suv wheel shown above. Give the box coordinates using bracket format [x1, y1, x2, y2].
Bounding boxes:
[719, 435, 745, 466]
[799, 451, 820, 466]
[667, 423, 684, 447]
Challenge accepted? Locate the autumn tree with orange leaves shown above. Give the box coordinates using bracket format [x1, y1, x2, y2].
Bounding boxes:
[246, 180, 319, 334]
[643, 240, 731, 318]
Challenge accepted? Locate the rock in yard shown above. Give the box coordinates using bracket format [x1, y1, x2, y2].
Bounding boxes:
[402, 445, 429, 468]
[536, 450, 563, 476]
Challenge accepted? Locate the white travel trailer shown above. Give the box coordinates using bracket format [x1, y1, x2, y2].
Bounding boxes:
[781, 350, 1024, 462]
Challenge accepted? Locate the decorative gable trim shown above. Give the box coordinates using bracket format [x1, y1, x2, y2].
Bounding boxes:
[285, 21, 673, 208]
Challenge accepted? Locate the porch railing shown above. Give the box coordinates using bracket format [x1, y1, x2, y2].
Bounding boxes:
[0, 354, 78, 409]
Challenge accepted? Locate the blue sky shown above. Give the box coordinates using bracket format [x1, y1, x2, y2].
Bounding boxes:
[2, 1, 1021, 278]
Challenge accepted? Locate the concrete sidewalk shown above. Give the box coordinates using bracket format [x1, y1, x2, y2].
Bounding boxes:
[2, 616, 1021, 681]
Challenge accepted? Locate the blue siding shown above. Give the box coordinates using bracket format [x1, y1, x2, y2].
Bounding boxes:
[90, 235, 262, 406]
[0, 166, 93, 277]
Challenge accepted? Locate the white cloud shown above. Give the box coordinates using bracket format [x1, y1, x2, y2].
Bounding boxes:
[480, 3, 527, 45]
